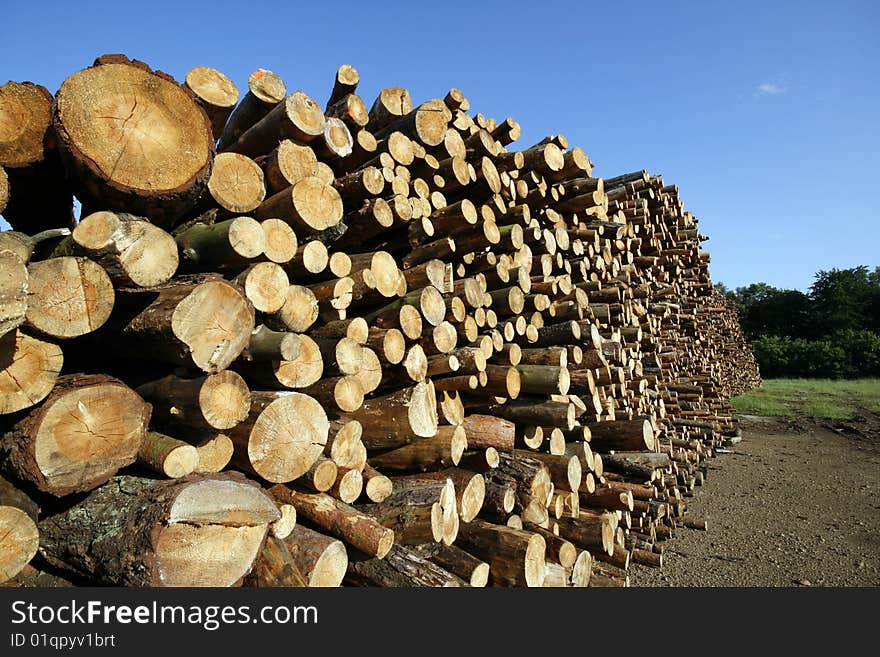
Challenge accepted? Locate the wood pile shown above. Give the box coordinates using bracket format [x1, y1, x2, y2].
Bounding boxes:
[0, 55, 760, 588]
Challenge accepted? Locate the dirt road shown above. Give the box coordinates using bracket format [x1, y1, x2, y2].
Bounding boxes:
[631, 413, 880, 587]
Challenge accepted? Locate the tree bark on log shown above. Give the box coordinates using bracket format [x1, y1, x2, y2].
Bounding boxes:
[38, 473, 279, 586]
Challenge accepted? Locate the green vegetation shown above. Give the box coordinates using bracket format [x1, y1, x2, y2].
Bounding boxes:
[718, 266, 880, 378]
[730, 379, 880, 419]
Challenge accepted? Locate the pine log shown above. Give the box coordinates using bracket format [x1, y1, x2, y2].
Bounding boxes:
[25, 256, 114, 339]
[282, 524, 348, 587]
[1, 374, 150, 496]
[455, 519, 546, 587]
[346, 543, 462, 587]
[183, 66, 239, 141]
[217, 68, 286, 151]
[343, 380, 438, 449]
[53, 55, 214, 225]
[113, 275, 254, 373]
[584, 419, 657, 452]
[137, 431, 199, 478]
[0, 329, 63, 415]
[175, 216, 266, 270]
[0, 81, 74, 232]
[368, 424, 466, 472]
[254, 176, 343, 237]
[228, 90, 326, 157]
[39, 473, 279, 586]
[0, 475, 40, 584]
[136, 371, 250, 432]
[269, 487, 394, 559]
[202, 152, 266, 214]
[415, 543, 489, 587]
[229, 391, 329, 483]
[52, 211, 178, 287]
[244, 534, 308, 587]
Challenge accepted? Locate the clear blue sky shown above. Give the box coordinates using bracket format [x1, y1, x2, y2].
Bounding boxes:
[2, 0, 877, 291]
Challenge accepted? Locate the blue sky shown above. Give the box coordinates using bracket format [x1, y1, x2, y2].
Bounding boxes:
[2, 0, 877, 291]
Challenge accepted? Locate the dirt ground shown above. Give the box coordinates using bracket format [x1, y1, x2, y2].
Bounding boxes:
[630, 411, 880, 587]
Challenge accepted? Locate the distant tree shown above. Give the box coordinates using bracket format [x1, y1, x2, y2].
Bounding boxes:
[809, 266, 878, 337]
[732, 283, 811, 340]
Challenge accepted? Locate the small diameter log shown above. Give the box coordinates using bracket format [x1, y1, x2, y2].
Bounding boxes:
[218, 68, 286, 151]
[175, 216, 266, 270]
[344, 380, 438, 450]
[416, 543, 489, 587]
[25, 256, 114, 339]
[0, 329, 63, 415]
[39, 473, 279, 586]
[374, 99, 451, 147]
[522, 522, 578, 569]
[0, 81, 74, 233]
[456, 519, 546, 587]
[235, 262, 289, 313]
[229, 90, 326, 157]
[362, 464, 393, 503]
[346, 543, 462, 587]
[244, 534, 308, 587]
[137, 431, 199, 478]
[137, 371, 250, 432]
[255, 176, 343, 237]
[368, 425, 466, 472]
[229, 391, 329, 483]
[240, 333, 324, 390]
[115, 276, 254, 373]
[584, 419, 656, 452]
[554, 513, 616, 556]
[514, 450, 582, 493]
[368, 87, 414, 133]
[262, 140, 318, 193]
[283, 524, 348, 587]
[1, 374, 150, 496]
[269, 504, 297, 540]
[242, 325, 302, 362]
[184, 66, 239, 140]
[53, 55, 214, 225]
[54, 211, 178, 287]
[0, 475, 40, 583]
[269, 486, 394, 559]
[203, 152, 266, 214]
[327, 64, 360, 108]
[302, 456, 338, 493]
[330, 466, 364, 504]
[261, 218, 298, 264]
[461, 414, 515, 452]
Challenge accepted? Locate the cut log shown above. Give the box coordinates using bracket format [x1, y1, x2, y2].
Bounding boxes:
[456, 519, 546, 587]
[175, 216, 266, 270]
[283, 524, 348, 587]
[39, 473, 279, 586]
[584, 419, 656, 452]
[269, 487, 394, 559]
[137, 431, 199, 478]
[344, 380, 438, 449]
[228, 391, 329, 483]
[203, 152, 266, 214]
[1, 374, 150, 496]
[362, 463, 393, 503]
[54, 211, 178, 287]
[368, 87, 413, 133]
[255, 176, 344, 237]
[244, 534, 308, 587]
[183, 66, 239, 140]
[346, 543, 462, 587]
[368, 425, 466, 472]
[416, 543, 489, 587]
[53, 55, 214, 225]
[0, 81, 74, 232]
[136, 371, 250, 431]
[0, 329, 63, 415]
[114, 275, 254, 373]
[25, 256, 114, 339]
[228, 90, 326, 156]
[217, 68, 286, 151]
[0, 475, 40, 584]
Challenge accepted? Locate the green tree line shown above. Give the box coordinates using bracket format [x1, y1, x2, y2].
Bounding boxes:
[718, 266, 880, 378]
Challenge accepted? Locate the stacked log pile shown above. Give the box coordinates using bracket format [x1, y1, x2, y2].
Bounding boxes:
[0, 55, 760, 588]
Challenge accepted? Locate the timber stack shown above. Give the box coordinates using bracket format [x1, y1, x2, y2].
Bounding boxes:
[0, 55, 760, 588]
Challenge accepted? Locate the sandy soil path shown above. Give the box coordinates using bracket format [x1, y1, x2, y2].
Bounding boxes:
[631, 414, 880, 587]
